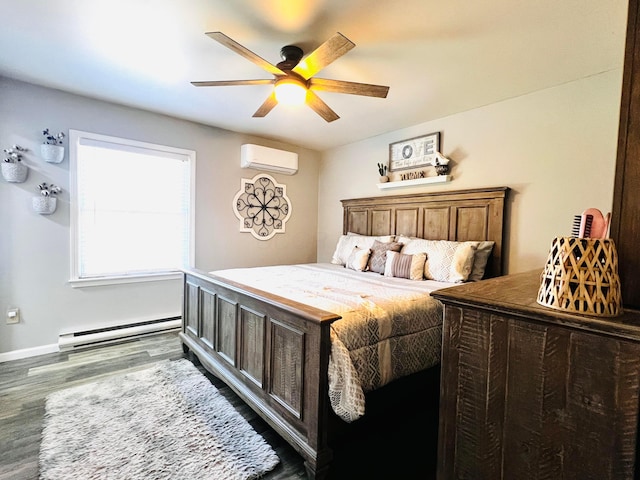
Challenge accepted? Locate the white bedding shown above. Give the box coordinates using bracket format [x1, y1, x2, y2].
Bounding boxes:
[212, 263, 451, 422]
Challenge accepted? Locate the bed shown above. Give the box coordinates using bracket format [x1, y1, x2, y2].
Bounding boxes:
[180, 186, 508, 479]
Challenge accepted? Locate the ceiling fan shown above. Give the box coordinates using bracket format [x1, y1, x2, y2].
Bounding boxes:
[191, 32, 389, 122]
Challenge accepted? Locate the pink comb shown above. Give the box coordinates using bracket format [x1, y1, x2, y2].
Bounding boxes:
[581, 208, 610, 239]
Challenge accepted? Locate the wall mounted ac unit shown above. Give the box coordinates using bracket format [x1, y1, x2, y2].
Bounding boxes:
[240, 144, 298, 175]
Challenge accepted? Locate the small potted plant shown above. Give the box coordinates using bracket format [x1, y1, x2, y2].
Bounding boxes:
[377, 162, 389, 183]
[33, 182, 62, 214]
[41, 129, 66, 163]
[2, 145, 29, 183]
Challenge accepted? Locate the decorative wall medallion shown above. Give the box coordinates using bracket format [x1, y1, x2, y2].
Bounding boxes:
[233, 174, 291, 240]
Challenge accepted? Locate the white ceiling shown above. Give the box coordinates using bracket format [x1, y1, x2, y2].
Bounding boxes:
[0, 0, 629, 151]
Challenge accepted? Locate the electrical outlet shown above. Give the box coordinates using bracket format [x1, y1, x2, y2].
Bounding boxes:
[7, 308, 20, 324]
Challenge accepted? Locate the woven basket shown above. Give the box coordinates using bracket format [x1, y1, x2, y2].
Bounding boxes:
[537, 237, 622, 317]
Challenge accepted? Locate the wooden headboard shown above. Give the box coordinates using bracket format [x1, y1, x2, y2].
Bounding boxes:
[341, 186, 509, 278]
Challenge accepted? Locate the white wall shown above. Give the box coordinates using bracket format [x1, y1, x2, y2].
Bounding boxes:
[318, 70, 622, 274]
[0, 77, 320, 356]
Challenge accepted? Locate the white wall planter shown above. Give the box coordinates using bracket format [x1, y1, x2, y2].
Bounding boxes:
[41, 144, 65, 163]
[1, 162, 28, 183]
[32, 196, 57, 215]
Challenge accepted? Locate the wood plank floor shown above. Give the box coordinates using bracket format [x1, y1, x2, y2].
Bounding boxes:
[0, 332, 438, 479]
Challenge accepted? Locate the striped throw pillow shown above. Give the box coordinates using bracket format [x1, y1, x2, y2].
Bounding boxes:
[384, 251, 427, 281]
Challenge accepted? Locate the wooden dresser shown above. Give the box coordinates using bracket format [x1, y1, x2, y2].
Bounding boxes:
[431, 270, 640, 480]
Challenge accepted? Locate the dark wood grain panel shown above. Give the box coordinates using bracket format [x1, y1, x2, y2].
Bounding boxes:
[565, 334, 618, 477]
[452, 205, 489, 241]
[533, 326, 570, 480]
[395, 207, 419, 237]
[269, 319, 305, 419]
[184, 281, 199, 337]
[437, 304, 461, 479]
[612, 0, 640, 309]
[200, 288, 216, 349]
[450, 309, 508, 480]
[422, 206, 450, 240]
[370, 208, 392, 235]
[240, 306, 265, 387]
[345, 209, 367, 235]
[612, 341, 640, 478]
[216, 295, 237, 366]
[502, 321, 554, 479]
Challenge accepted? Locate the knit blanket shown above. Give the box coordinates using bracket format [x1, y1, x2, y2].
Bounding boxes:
[213, 263, 446, 422]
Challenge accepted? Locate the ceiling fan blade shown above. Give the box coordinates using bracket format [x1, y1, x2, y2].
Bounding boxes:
[191, 79, 275, 87]
[308, 78, 389, 98]
[205, 32, 286, 76]
[253, 92, 278, 118]
[306, 90, 340, 122]
[292, 33, 355, 80]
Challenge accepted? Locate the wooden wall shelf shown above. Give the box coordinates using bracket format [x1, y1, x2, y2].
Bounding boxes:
[377, 175, 451, 190]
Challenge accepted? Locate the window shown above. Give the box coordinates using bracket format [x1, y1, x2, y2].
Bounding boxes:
[69, 130, 195, 286]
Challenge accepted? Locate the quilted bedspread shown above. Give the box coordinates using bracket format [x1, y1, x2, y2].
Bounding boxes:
[212, 263, 446, 422]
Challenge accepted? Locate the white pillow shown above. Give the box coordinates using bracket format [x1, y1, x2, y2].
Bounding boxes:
[402, 239, 478, 282]
[401, 237, 495, 281]
[345, 247, 371, 272]
[384, 251, 427, 281]
[395, 235, 413, 245]
[331, 234, 395, 266]
[399, 238, 432, 255]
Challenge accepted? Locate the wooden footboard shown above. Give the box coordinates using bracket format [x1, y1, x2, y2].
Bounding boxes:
[180, 268, 341, 479]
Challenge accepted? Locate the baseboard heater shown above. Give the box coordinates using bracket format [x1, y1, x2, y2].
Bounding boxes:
[58, 317, 182, 351]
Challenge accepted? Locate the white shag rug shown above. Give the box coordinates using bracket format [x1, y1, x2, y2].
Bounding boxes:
[39, 359, 280, 480]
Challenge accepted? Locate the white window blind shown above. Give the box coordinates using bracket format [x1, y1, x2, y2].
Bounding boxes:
[69, 130, 195, 286]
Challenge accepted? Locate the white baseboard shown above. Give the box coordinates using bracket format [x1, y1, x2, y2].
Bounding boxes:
[0, 315, 182, 362]
[58, 317, 181, 351]
[0, 343, 59, 363]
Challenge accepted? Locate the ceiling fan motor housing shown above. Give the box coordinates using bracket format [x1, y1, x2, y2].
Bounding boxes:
[278, 45, 304, 70]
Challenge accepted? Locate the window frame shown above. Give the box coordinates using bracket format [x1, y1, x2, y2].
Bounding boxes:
[68, 129, 196, 287]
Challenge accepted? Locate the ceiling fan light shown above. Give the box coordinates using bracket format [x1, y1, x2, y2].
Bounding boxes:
[274, 78, 307, 106]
